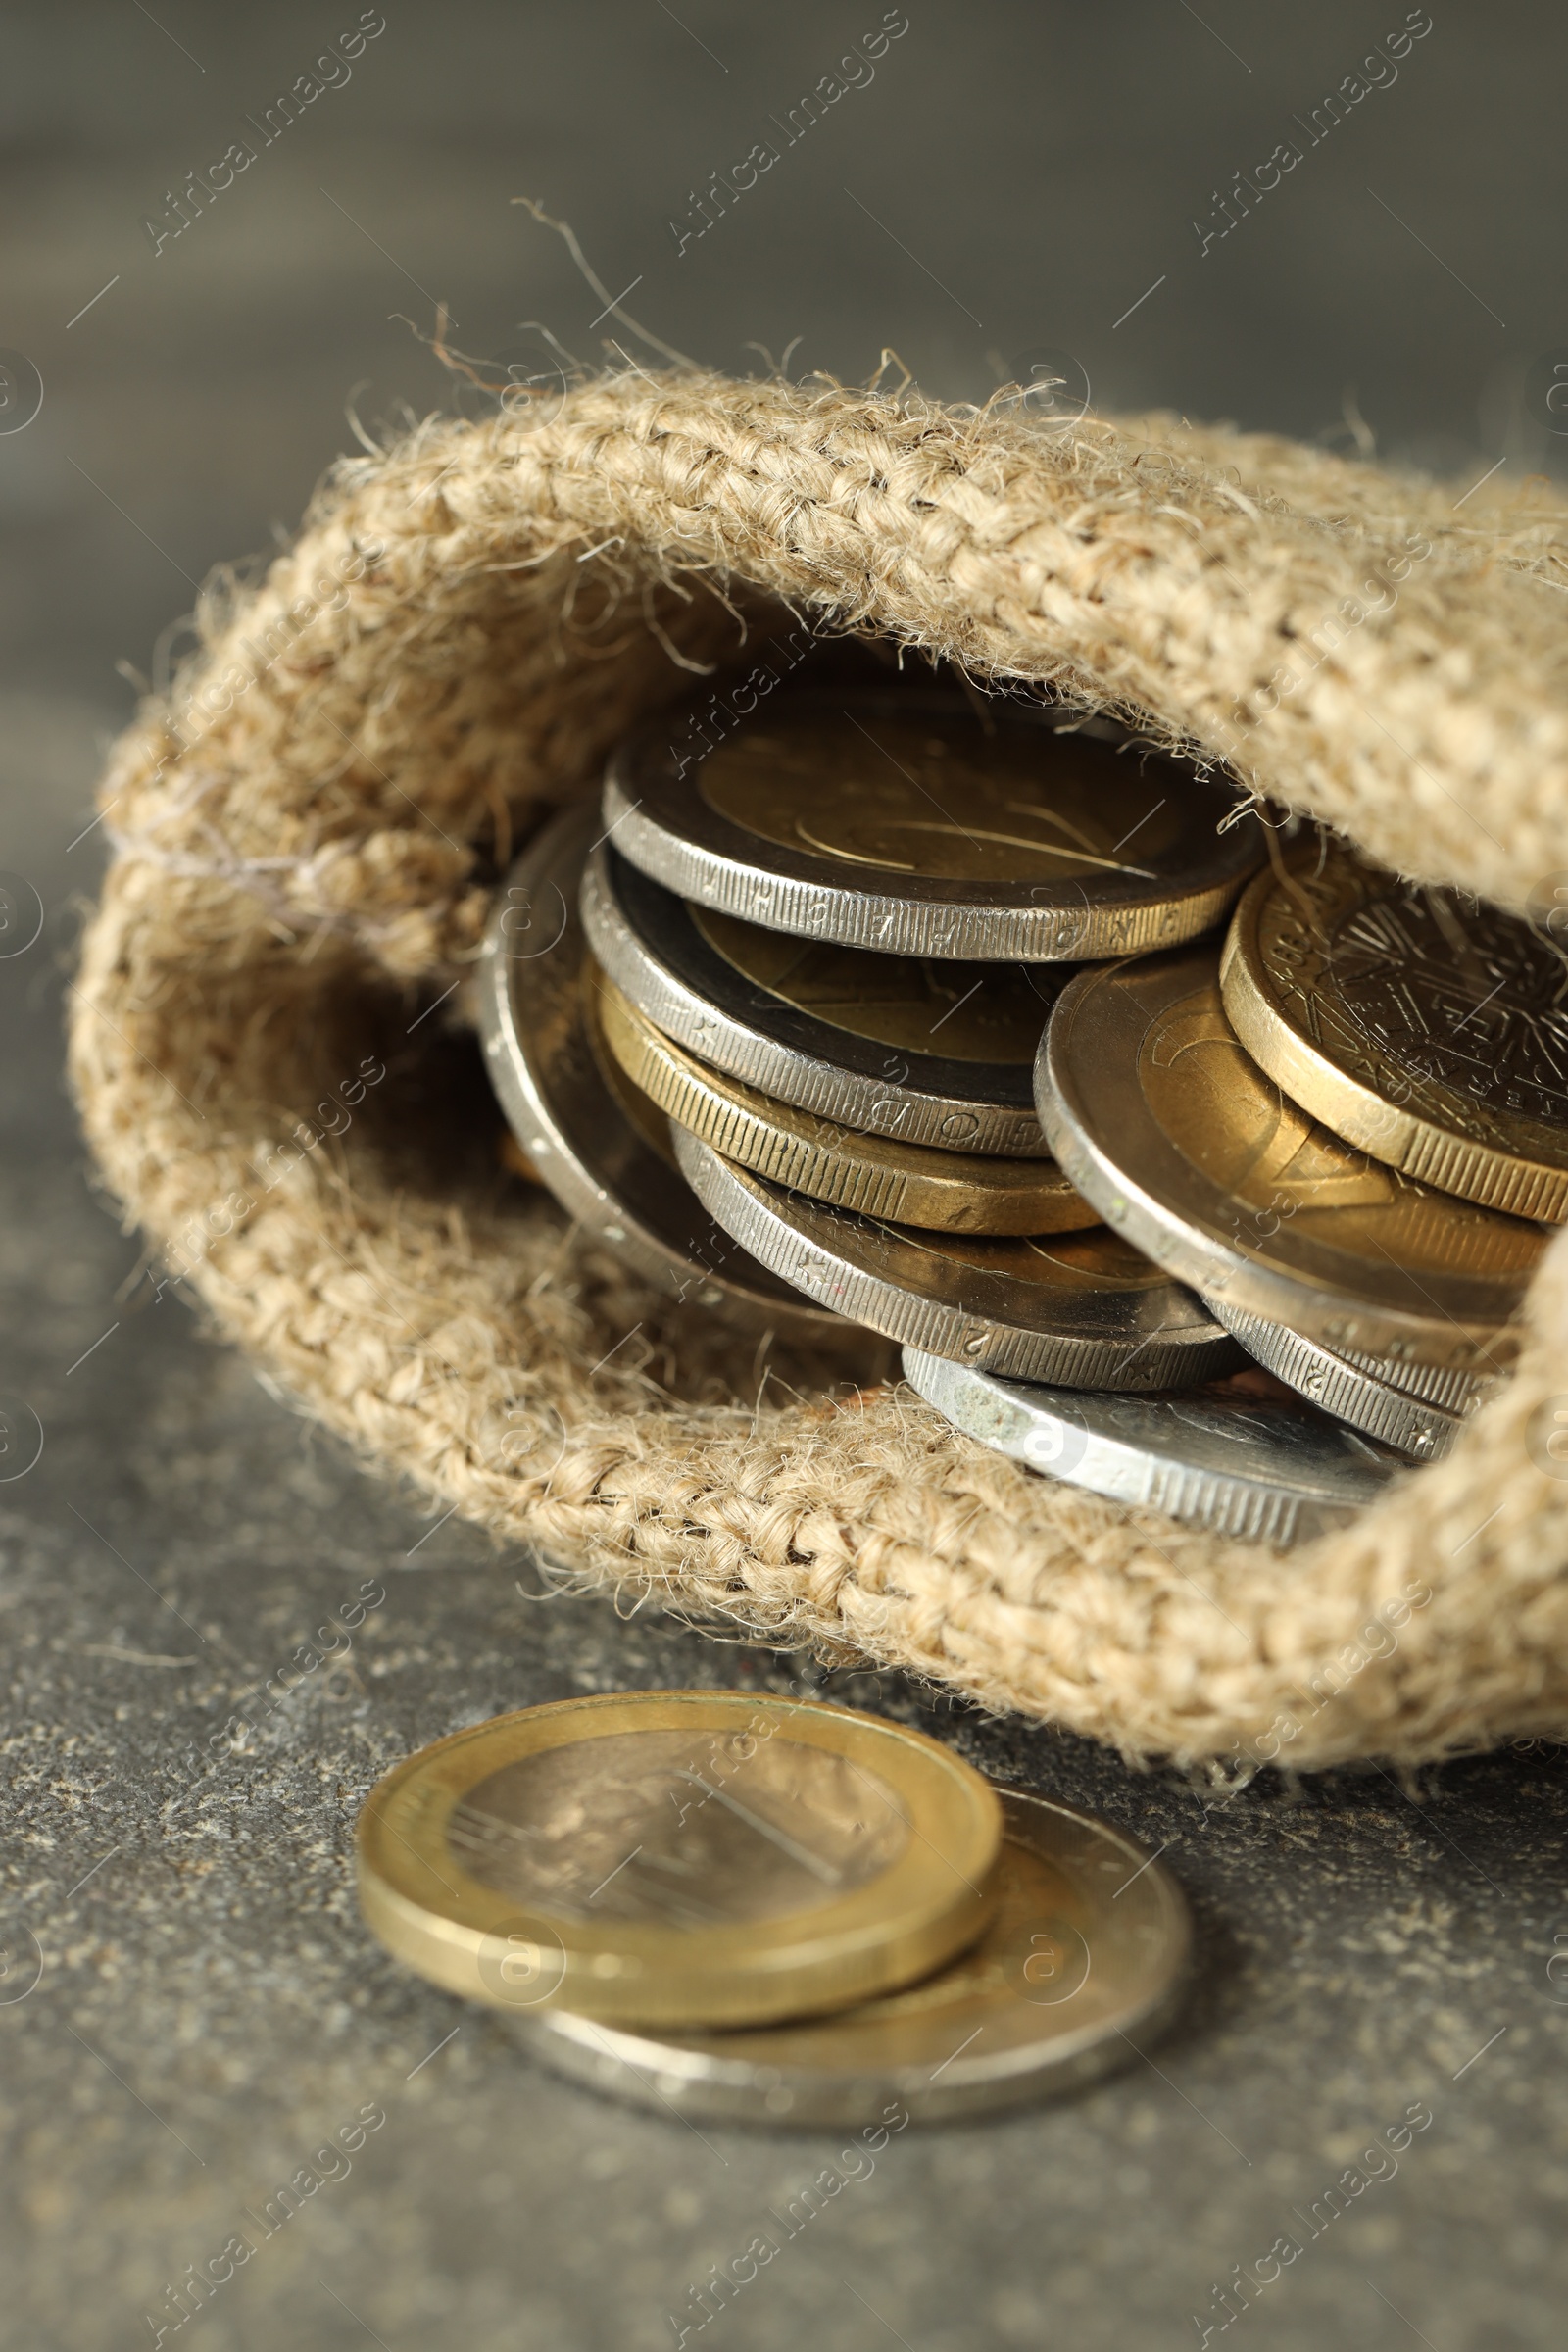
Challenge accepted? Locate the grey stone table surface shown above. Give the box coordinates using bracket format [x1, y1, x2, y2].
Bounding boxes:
[6, 789, 1568, 2348]
[5, 6, 1568, 2346]
[6, 1114, 1568, 2352]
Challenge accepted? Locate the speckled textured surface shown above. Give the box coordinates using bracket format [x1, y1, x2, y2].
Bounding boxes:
[6, 6, 1568, 2344]
[6, 1104, 1568, 2350]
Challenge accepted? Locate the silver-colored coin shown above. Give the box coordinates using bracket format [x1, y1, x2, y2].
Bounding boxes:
[904, 1347, 1402, 1545]
[674, 1128, 1236, 1389]
[506, 1788, 1191, 2128]
[1331, 1346, 1495, 1416]
[604, 690, 1262, 961]
[1202, 1296, 1469, 1462]
[478, 805, 849, 1333]
[580, 842, 1056, 1157]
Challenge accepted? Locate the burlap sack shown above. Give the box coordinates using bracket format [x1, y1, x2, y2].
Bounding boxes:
[70, 368, 1568, 1772]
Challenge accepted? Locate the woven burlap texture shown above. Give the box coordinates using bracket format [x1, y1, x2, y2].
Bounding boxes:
[70, 368, 1568, 1771]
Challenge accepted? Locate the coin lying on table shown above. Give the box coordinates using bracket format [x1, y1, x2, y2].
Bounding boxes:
[581, 842, 1062, 1156]
[507, 1788, 1190, 2128]
[1221, 840, 1568, 1224]
[596, 974, 1095, 1238]
[357, 1691, 1003, 2031]
[1036, 947, 1546, 1374]
[675, 1127, 1237, 1389]
[904, 1348, 1401, 1544]
[1202, 1296, 1473, 1462]
[604, 689, 1263, 961]
[478, 803, 850, 1334]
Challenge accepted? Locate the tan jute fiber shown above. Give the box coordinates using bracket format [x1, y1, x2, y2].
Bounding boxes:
[70, 368, 1568, 1772]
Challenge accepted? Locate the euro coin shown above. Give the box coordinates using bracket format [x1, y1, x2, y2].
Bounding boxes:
[597, 974, 1095, 1238]
[1201, 1297, 1469, 1462]
[356, 1690, 1003, 2031]
[1222, 840, 1568, 1223]
[477, 804, 850, 1334]
[1036, 947, 1545, 1373]
[580, 840, 1058, 1156]
[506, 1789, 1190, 2128]
[904, 1348, 1400, 1544]
[1329, 1345, 1496, 1416]
[674, 1126, 1237, 1389]
[604, 690, 1263, 960]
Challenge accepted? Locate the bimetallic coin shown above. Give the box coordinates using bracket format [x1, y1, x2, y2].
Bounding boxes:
[675, 1128, 1237, 1390]
[904, 1348, 1401, 1545]
[1037, 948, 1546, 1373]
[1222, 842, 1568, 1224]
[598, 975, 1095, 1238]
[357, 1692, 1003, 2032]
[477, 804, 848, 1334]
[1331, 1346, 1496, 1416]
[508, 1789, 1191, 2127]
[1200, 1298, 1469, 1462]
[580, 841, 1056, 1156]
[605, 691, 1263, 961]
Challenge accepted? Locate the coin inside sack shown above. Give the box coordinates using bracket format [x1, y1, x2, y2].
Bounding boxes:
[477, 803, 851, 1334]
[596, 973, 1097, 1237]
[604, 690, 1264, 960]
[675, 1125, 1237, 1390]
[1222, 841, 1568, 1224]
[356, 1691, 1003, 2031]
[1202, 1295, 1471, 1462]
[1037, 947, 1546, 1373]
[580, 841, 1057, 1156]
[507, 1788, 1190, 2128]
[904, 1348, 1402, 1544]
[1330, 1342, 1497, 1416]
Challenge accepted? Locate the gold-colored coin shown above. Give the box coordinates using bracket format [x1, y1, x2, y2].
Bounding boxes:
[691, 904, 1061, 1065]
[597, 974, 1097, 1237]
[605, 692, 1262, 960]
[581, 841, 1054, 1155]
[1222, 841, 1568, 1224]
[1038, 946, 1546, 1372]
[700, 715, 1203, 888]
[356, 1691, 1003, 2031]
[579, 963, 679, 1166]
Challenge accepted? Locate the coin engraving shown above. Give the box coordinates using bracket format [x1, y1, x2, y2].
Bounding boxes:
[1224, 843, 1568, 1222]
[1137, 984, 1544, 1279]
[359, 1692, 1003, 2031]
[606, 691, 1263, 960]
[509, 1789, 1191, 2126]
[450, 1729, 907, 1928]
[1038, 948, 1546, 1369]
[691, 904, 1066, 1066]
[892, 1220, 1178, 1296]
[1265, 857, 1568, 1134]
[698, 715, 1181, 887]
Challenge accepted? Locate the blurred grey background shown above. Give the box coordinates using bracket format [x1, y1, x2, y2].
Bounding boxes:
[2, 7, 1566, 2350]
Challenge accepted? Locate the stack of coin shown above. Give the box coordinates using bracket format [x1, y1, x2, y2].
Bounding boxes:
[1033, 843, 1558, 1477]
[480, 680, 1552, 1541]
[357, 1690, 1191, 2124]
[575, 686, 1261, 1405]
